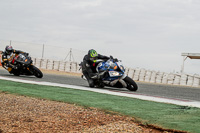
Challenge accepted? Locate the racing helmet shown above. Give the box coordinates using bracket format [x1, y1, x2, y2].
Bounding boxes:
[5, 45, 14, 55]
[88, 49, 98, 62]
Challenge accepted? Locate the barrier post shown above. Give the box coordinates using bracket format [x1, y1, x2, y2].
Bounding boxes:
[0, 55, 2, 66]
[0, 51, 2, 66]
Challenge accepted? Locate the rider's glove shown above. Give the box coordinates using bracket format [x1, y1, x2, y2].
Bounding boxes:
[24, 53, 29, 56]
[113, 58, 118, 62]
[110, 56, 118, 62]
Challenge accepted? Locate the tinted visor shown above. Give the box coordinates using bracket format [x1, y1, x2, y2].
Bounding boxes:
[6, 50, 13, 55]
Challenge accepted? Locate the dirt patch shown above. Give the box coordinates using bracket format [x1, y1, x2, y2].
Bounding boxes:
[0, 93, 179, 133]
[41, 69, 82, 77]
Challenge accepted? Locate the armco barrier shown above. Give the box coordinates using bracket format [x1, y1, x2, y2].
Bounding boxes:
[31, 57, 200, 88]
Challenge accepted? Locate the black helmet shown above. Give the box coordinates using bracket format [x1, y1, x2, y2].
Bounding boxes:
[5, 45, 13, 55]
[88, 49, 98, 62]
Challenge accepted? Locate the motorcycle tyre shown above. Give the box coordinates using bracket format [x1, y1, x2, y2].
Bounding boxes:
[123, 76, 138, 91]
[11, 69, 20, 76]
[29, 65, 43, 78]
[13, 72, 20, 76]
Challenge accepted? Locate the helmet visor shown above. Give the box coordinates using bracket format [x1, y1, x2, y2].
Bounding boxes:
[6, 50, 13, 55]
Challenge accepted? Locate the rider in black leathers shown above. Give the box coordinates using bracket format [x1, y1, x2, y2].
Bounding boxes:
[82, 49, 110, 87]
[1, 45, 27, 73]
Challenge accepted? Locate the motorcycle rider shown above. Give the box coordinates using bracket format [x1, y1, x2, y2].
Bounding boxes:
[82, 49, 111, 87]
[1, 45, 27, 73]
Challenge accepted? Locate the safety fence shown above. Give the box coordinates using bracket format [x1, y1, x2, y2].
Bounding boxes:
[32, 58, 200, 88]
[32, 58, 81, 73]
[126, 68, 200, 88]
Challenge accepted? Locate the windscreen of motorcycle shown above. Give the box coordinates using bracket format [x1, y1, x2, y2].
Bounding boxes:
[105, 60, 118, 70]
[116, 61, 125, 72]
[110, 62, 117, 70]
[17, 54, 26, 62]
[96, 61, 111, 72]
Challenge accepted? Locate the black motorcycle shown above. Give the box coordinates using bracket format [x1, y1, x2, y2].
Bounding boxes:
[4, 53, 43, 78]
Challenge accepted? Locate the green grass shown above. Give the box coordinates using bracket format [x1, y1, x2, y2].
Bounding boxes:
[0, 79, 200, 133]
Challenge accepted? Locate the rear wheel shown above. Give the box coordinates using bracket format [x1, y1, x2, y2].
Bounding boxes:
[29, 65, 43, 78]
[123, 76, 138, 91]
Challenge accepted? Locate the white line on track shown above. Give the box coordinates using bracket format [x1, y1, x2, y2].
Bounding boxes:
[1, 76, 200, 108]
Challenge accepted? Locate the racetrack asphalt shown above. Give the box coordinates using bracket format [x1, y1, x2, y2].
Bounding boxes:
[0, 68, 200, 102]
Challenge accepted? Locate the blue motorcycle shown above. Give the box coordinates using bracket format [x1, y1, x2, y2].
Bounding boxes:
[81, 57, 138, 91]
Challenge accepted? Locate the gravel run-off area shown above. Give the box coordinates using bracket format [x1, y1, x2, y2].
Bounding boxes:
[0, 92, 181, 133]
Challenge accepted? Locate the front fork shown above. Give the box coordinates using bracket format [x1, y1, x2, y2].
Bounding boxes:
[120, 74, 127, 80]
[118, 74, 127, 88]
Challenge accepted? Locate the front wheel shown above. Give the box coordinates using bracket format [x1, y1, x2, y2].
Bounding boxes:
[13, 72, 20, 76]
[123, 76, 138, 91]
[29, 65, 43, 78]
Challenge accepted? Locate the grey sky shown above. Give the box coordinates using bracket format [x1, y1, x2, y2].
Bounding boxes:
[0, 0, 200, 74]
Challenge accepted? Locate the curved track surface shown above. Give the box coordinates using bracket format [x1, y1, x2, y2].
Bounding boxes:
[0, 69, 200, 102]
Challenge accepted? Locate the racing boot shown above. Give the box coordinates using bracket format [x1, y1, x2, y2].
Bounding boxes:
[83, 70, 95, 88]
[88, 79, 94, 88]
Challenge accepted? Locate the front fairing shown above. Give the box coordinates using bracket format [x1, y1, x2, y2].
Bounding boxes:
[15, 54, 32, 65]
[96, 59, 125, 81]
[106, 71, 124, 81]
